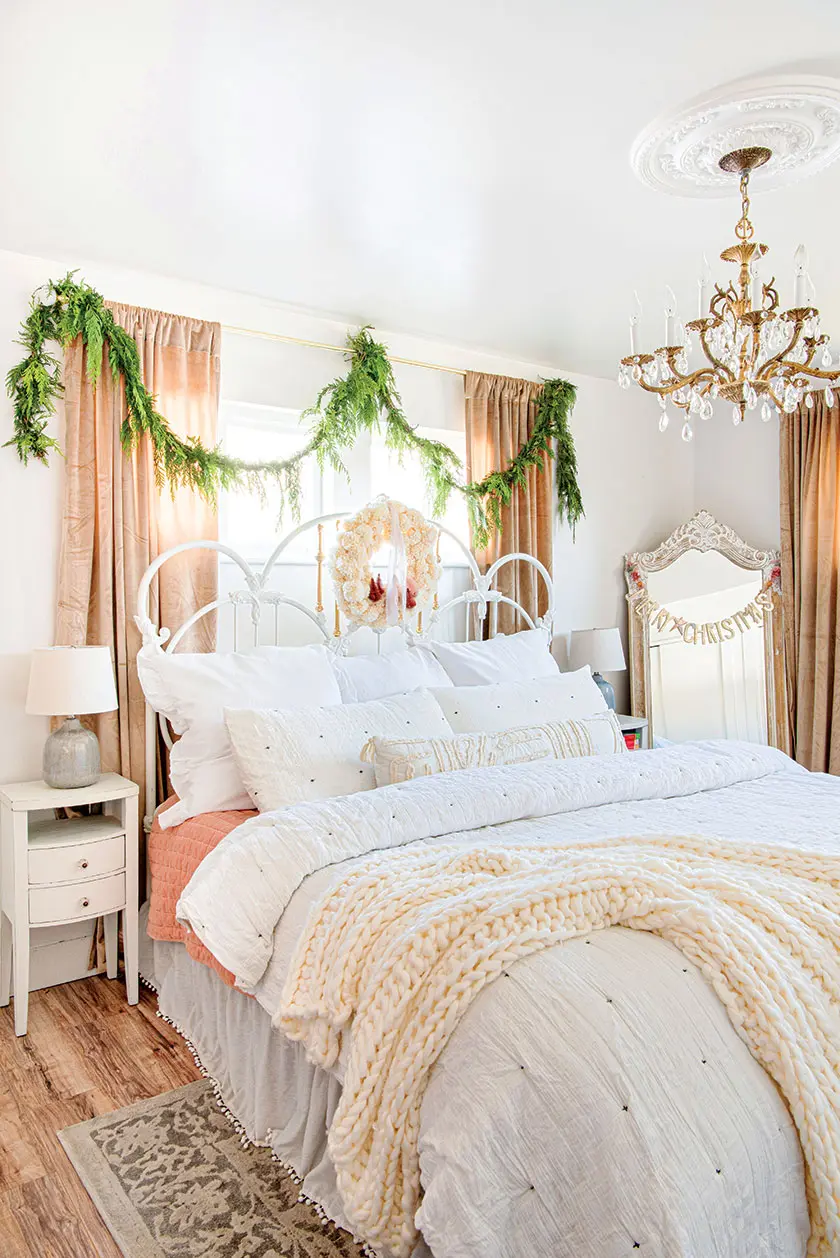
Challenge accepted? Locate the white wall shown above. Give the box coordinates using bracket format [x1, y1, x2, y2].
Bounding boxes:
[692, 415, 780, 551]
[0, 246, 697, 780]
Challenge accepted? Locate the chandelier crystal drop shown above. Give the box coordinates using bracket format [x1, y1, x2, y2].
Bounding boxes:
[618, 146, 840, 435]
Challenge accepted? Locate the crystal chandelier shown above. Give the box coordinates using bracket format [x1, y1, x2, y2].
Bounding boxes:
[618, 146, 840, 442]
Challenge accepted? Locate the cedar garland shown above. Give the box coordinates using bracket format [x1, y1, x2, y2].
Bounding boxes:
[5, 273, 583, 546]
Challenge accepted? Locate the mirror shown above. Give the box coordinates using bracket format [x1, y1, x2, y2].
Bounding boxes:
[625, 511, 788, 750]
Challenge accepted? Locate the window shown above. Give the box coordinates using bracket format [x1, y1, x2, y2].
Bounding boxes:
[218, 401, 471, 564]
[369, 425, 470, 564]
[218, 402, 323, 562]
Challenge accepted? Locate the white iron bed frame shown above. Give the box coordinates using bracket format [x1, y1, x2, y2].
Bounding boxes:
[136, 507, 555, 830]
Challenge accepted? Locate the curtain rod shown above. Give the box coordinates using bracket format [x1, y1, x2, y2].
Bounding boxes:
[222, 322, 467, 377]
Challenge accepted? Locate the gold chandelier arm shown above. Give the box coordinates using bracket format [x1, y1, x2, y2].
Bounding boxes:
[631, 367, 719, 401]
[709, 284, 738, 322]
[778, 362, 840, 384]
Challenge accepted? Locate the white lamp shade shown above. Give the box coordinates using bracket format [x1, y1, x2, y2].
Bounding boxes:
[26, 646, 118, 717]
[568, 627, 626, 674]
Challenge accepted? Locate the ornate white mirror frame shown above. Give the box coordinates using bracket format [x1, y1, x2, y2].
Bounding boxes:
[624, 509, 788, 751]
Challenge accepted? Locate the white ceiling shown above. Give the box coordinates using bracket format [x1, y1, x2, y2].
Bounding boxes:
[2, 0, 840, 378]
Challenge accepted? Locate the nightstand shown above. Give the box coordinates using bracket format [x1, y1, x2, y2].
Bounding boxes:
[616, 714, 649, 750]
[0, 772, 139, 1036]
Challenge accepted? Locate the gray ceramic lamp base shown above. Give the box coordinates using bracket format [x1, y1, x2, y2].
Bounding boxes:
[43, 717, 101, 789]
[592, 672, 617, 711]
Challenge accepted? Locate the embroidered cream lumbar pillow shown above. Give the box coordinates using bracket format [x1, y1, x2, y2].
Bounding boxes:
[361, 710, 625, 786]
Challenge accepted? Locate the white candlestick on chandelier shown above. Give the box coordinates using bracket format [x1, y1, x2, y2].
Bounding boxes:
[629, 291, 642, 355]
[698, 255, 711, 318]
[750, 258, 762, 312]
[793, 244, 808, 306]
[664, 286, 677, 345]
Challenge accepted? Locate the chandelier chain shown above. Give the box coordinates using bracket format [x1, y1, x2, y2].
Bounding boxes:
[735, 171, 754, 243]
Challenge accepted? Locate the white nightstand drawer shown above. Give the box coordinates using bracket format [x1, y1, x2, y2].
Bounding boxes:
[28, 834, 125, 886]
[29, 872, 126, 926]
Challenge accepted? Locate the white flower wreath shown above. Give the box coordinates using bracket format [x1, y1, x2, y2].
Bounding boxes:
[330, 498, 441, 630]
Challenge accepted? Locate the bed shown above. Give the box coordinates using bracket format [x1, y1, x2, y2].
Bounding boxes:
[136, 507, 839, 1258]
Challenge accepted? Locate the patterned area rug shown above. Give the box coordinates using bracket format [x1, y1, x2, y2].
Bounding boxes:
[59, 1079, 363, 1257]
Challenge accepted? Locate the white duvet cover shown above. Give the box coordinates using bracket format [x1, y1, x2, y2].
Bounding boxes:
[177, 742, 840, 1258]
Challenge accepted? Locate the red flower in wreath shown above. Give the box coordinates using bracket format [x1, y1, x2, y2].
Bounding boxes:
[368, 575, 386, 603]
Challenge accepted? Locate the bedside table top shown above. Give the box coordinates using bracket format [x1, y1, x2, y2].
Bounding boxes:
[616, 714, 649, 732]
[0, 772, 139, 812]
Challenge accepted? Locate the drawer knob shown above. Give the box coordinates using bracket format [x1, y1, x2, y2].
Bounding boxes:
[82, 898, 90, 908]
[80, 860, 89, 870]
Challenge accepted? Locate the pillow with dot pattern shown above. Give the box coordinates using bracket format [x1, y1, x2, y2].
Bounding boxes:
[431, 669, 607, 734]
[225, 690, 453, 811]
[361, 710, 626, 786]
[411, 628, 559, 686]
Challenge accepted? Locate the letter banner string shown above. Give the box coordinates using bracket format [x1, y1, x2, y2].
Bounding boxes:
[626, 566, 781, 647]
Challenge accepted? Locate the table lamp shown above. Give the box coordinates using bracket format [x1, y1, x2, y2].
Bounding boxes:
[568, 627, 626, 711]
[26, 646, 119, 788]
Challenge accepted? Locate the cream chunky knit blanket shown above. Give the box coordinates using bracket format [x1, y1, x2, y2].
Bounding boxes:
[280, 833, 840, 1258]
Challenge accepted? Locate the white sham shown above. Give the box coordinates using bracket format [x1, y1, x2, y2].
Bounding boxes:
[432, 669, 607, 734]
[226, 690, 453, 811]
[138, 644, 342, 827]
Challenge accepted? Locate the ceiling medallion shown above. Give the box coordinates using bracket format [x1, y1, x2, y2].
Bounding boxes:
[618, 145, 840, 442]
[631, 75, 840, 198]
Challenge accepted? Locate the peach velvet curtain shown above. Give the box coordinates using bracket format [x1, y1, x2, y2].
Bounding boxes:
[56, 304, 220, 814]
[464, 371, 551, 634]
[780, 394, 840, 772]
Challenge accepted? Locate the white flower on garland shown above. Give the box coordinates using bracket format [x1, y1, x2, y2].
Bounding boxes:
[331, 498, 440, 630]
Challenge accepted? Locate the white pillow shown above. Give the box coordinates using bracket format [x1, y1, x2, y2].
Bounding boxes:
[138, 644, 342, 828]
[431, 669, 607, 734]
[362, 710, 625, 786]
[413, 629, 559, 686]
[225, 690, 453, 811]
[332, 649, 452, 704]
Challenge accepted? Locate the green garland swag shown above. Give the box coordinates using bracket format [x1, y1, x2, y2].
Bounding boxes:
[5, 273, 583, 547]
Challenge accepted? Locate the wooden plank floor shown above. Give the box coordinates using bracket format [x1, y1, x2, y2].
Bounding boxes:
[0, 975, 200, 1256]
